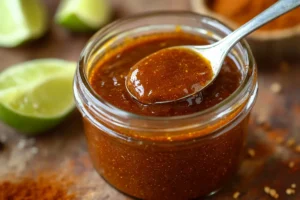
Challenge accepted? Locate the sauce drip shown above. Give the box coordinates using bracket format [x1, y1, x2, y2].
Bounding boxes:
[126, 47, 213, 104]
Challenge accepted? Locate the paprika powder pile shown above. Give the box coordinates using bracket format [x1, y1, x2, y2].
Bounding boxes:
[0, 175, 75, 200]
[208, 0, 300, 31]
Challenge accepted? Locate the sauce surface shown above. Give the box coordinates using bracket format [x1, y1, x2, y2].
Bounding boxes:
[90, 32, 241, 116]
[126, 47, 213, 104]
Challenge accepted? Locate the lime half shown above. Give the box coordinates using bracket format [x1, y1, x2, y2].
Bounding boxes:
[55, 0, 112, 32]
[0, 59, 76, 135]
[0, 0, 48, 47]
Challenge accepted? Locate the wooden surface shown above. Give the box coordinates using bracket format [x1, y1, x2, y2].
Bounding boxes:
[0, 0, 300, 199]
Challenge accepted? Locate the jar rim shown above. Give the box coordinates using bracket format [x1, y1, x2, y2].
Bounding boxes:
[75, 11, 257, 132]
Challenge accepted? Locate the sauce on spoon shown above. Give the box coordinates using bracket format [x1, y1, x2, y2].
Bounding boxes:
[126, 47, 213, 104]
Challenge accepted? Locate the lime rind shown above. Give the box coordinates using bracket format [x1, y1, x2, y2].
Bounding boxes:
[0, 101, 69, 135]
[55, 0, 111, 32]
[0, 0, 48, 47]
[56, 13, 93, 32]
[0, 59, 76, 134]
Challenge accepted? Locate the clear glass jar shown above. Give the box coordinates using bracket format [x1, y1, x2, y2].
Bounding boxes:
[74, 12, 258, 200]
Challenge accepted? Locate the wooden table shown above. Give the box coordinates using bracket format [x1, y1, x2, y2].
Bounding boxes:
[0, 0, 299, 199]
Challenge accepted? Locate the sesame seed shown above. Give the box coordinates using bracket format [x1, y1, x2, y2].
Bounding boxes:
[264, 186, 271, 194]
[291, 183, 296, 188]
[286, 188, 295, 195]
[233, 191, 240, 199]
[269, 189, 276, 196]
[248, 148, 255, 157]
[264, 187, 279, 199]
[270, 189, 279, 199]
[289, 161, 295, 168]
[270, 82, 282, 94]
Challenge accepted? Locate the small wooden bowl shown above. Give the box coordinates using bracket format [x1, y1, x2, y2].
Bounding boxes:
[190, 0, 300, 60]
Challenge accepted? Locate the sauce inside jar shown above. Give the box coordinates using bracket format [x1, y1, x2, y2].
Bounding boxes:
[126, 47, 213, 104]
[85, 30, 248, 200]
[90, 31, 241, 116]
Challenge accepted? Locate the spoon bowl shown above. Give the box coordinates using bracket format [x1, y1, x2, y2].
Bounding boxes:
[125, 46, 214, 104]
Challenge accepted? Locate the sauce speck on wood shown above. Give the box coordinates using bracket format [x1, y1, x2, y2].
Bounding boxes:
[126, 47, 213, 104]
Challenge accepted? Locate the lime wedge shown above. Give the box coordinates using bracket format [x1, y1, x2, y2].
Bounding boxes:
[0, 0, 48, 47]
[0, 59, 76, 135]
[55, 0, 112, 32]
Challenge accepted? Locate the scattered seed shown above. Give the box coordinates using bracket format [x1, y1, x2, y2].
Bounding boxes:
[286, 188, 295, 195]
[270, 189, 279, 199]
[264, 186, 271, 194]
[270, 82, 282, 94]
[248, 148, 255, 157]
[291, 183, 296, 188]
[289, 161, 295, 168]
[233, 191, 240, 199]
[286, 139, 296, 147]
[269, 189, 276, 196]
[264, 187, 279, 199]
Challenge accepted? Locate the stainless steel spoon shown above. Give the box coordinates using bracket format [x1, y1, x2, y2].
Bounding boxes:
[126, 0, 300, 104]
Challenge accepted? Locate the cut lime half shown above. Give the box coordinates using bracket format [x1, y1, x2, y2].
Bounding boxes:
[0, 59, 76, 135]
[55, 0, 112, 32]
[0, 0, 48, 47]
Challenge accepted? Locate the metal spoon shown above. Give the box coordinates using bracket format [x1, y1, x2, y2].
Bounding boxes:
[126, 0, 300, 104]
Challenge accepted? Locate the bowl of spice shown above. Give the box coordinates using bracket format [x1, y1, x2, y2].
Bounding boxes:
[190, 0, 300, 59]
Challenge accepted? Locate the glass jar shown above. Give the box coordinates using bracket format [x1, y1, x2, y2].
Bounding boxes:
[74, 12, 258, 200]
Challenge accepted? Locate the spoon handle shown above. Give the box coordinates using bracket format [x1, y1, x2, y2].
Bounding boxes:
[220, 0, 300, 51]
